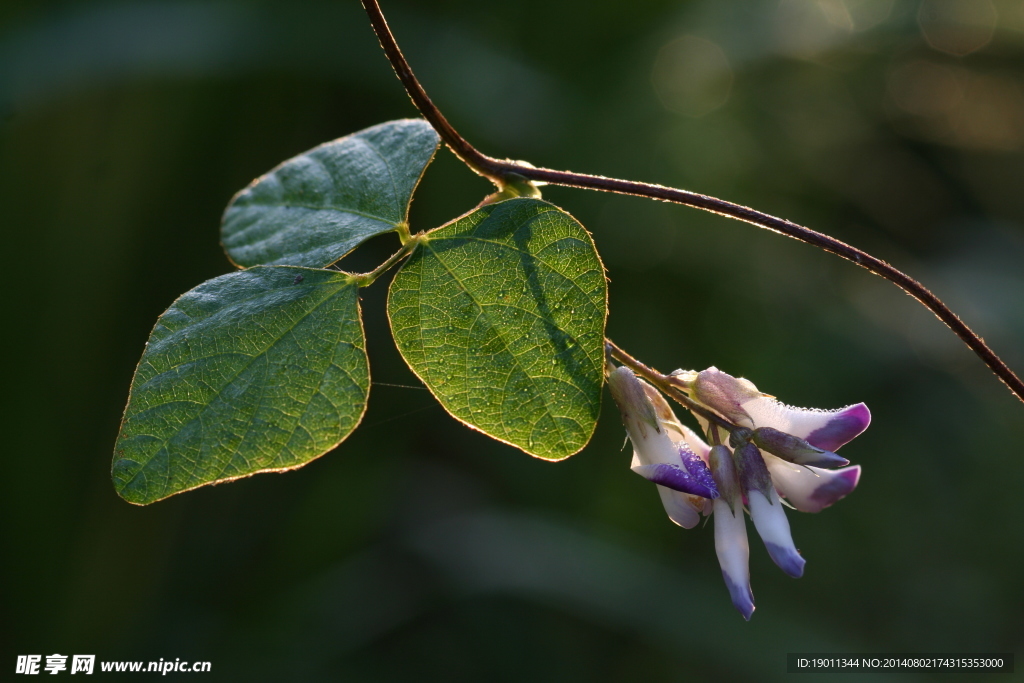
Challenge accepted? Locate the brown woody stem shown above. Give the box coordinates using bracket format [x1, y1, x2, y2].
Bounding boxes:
[361, 0, 1024, 405]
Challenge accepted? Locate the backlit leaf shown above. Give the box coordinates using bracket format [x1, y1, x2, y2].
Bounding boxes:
[388, 198, 607, 460]
[222, 119, 439, 268]
[113, 266, 369, 504]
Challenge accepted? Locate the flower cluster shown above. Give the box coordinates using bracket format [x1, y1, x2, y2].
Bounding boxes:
[607, 365, 869, 620]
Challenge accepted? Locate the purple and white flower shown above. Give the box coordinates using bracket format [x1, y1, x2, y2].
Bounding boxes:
[607, 367, 718, 530]
[708, 443, 753, 619]
[608, 365, 869, 620]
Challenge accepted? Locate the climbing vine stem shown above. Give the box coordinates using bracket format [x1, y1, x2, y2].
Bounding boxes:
[361, 0, 1024, 405]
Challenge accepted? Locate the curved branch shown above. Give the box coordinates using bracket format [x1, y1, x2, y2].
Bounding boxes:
[360, 0, 1024, 404]
[361, 0, 502, 184]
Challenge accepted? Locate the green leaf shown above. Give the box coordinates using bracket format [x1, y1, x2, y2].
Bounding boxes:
[113, 266, 369, 505]
[222, 119, 439, 268]
[388, 198, 607, 460]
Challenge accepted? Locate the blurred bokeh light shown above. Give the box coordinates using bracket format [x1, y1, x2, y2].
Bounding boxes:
[917, 0, 997, 56]
[651, 35, 732, 117]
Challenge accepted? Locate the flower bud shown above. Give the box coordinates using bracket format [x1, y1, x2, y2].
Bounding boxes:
[729, 427, 753, 449]
[747, 486, 805, 579]
[732, 442, 774, 500]
[752, 427, 849, 468]
[607, 366, 660, 439]
[733, 443, 805, 578]
[691, 367, 764, 427]
[609, 366, 718, 500]
[708, 444, 754, 619]
[667, 368, 698, 390]
[708, 444, 740, 508]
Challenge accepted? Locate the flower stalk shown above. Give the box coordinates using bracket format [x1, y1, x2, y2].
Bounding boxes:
[605, 339, 737, 434]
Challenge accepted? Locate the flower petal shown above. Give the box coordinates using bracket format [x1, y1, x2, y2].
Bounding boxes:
[748, 490, 805, 578]
[632, 462, 718, 499]
[608, 368, 687, 468]
[640, 382, 713, 463]
[742, 400, 871, 451]
[803, 403, 871, 451]
[713, 497, 754, 620]
[681, 446, 718, 495]
[671, 423, 711, 460]
[763, 454, 861, 513]
[656, 486, 703, 529]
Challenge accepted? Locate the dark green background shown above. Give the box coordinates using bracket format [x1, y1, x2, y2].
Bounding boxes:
[3, 0, 1022, 680]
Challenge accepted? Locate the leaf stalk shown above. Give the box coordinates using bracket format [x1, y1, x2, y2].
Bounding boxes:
[351, 235, 421, 287]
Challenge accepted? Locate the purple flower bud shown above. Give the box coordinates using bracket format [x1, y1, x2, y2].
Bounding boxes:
[708, 449, 754, 620]
[730, 445, 805, 578]
[708, 445, 740, 508]
[714, 497, 755, 620]
[752, 427, 849, 468]
[729, 427, 753, 448]
[691, 368, 764, 427]
[732, 442, 774, 500]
